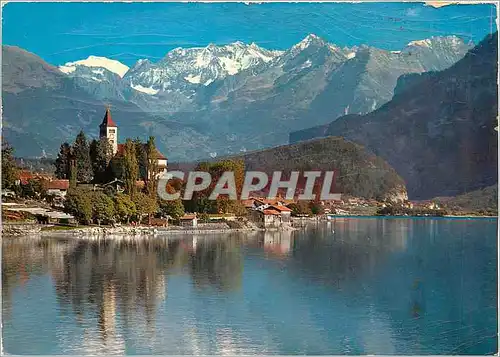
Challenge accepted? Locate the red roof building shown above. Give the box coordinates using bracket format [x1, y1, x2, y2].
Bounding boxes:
[44, 180, 70, 190]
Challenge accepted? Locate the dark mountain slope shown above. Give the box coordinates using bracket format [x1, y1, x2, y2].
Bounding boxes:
[290, 33, 498, 199]
[169, 136, 408, 202]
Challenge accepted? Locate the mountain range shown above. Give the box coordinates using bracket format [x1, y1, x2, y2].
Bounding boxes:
[3, 34, 473, 162]
[290, 33, 498, 199]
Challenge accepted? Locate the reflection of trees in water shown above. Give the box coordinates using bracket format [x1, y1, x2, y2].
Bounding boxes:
[2, 237, 77, 321]
[45, 238, 193, 350]
[188, 235, 243, 292]
[51, 239, 184, 321]
[289, 219, 412, 287]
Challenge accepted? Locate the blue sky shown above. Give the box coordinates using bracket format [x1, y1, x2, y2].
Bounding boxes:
[2, 2, 497, 67]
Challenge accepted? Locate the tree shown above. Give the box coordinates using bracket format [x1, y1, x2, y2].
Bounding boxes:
[90, 137, 112, 183]
[64, 189, 92, 225]
[69, 159, 77, 189]
[309, 201, 324, 215]
[1, 142, 18, 189]
[134, 138, 147, 180]
[90, 191, 115, 225]
[288, 201, 312, 216]
[73, 131, 93, 182]
[20, 179, 46, 199]
[189, 159, 245, 214]
[145, 136, 159, 198]
[133, 192, 158, 224]
[54, 142, 72, 179]
[159, 198, 185, 220]
[122, 139, 139, 197]
[114, 193, 136, 223]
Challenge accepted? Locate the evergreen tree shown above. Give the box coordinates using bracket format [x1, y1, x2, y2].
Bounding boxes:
[69, 159, 77, 189]
[54, 142, 72, 179]
[73, 131, 93, 182]
[1, 142, 18, 189]
[90, 137, 112, 183]
[122, 139, 139, 197]
[134, 138, 147, 180]
[145, 136, 159, 198]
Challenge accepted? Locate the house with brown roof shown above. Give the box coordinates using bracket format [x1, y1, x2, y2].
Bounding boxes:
[252, 204, 292, 228]
[44, 180, 70, 197]
[179, 214, 198, 227]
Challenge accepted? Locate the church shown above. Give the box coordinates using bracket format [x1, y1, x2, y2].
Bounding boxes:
[99, 107, 168, 177]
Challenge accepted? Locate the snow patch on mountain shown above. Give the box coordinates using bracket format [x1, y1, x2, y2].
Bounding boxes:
[131, 83, 159, 95]
[407, 39, 433, 48]
[185, 74, 202, 84]
[406, 36, 467, 50]
[59, 56, 129, 78]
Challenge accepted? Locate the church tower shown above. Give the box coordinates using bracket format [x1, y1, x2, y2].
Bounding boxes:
[99, 107, 118, 155]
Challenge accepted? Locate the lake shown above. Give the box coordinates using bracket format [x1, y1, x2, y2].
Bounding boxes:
[2, 218, 498, 355]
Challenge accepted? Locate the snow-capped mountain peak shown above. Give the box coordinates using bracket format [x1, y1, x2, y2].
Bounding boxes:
[405, 35, 468, 51]
[59, 56, 129, 78]
[123, 41, 284, 94]
[293, 33, 326, 51]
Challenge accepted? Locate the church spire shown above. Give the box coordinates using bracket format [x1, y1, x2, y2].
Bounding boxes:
[99, 105, 118, 155]
[101, 105, 117, 128]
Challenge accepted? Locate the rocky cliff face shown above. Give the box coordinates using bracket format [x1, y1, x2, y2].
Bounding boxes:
[290, 33, 498, 199]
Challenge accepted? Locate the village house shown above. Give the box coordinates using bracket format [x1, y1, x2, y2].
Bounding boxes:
[99, 108, 168, 178]
[179, 214, 198, 227]
[252, 202, 293, 228]
[44, 179, 70, 198]
[253, 209, 282, 228]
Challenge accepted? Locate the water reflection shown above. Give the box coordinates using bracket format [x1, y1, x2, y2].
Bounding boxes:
[188, 235, 243, 292]
[263, 230, 293, 257]
[287, 218, 413, 288]
[2, 218, 498, 355]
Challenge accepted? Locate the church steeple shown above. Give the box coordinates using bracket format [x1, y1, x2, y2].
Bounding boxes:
[100, 106, 117, 128]
[99, 106, 118, 155]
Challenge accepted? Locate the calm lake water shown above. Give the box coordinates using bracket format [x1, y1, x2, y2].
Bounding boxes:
[2, 218, 498, 355]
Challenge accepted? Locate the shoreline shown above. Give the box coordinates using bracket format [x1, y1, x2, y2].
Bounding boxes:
[3, 214, 497, 238]
[326, 214, 497, 219]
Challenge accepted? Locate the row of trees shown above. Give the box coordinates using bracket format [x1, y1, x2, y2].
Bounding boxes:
[63, 189, 186, 225]
[54, 131, 160, 191]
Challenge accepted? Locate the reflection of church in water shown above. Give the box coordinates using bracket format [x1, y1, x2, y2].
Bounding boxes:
[42, 237, 248, 352]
